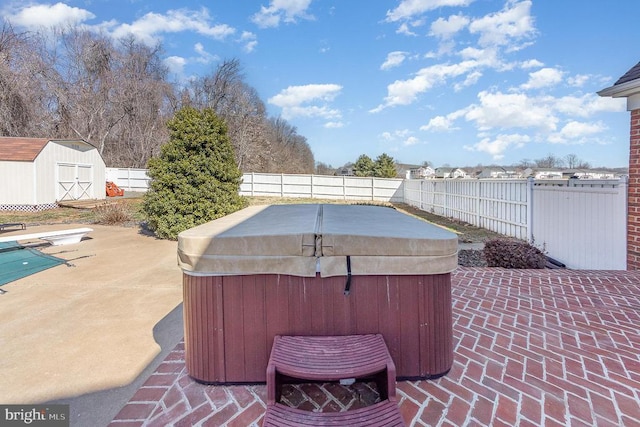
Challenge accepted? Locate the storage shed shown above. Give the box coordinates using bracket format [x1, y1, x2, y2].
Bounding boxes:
[0, 137, 106, 211]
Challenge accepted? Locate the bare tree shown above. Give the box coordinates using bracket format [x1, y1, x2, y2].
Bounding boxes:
[108, 36, 175, 167]
[265, 116, 314, 173]
[0, 22, 317, 171]
[315, 162, 335, 175]
[189, 59, 272, 171]
[564, 153, 591, 169]
[0, 21, 53, 137]
[535, 153, 564, 168]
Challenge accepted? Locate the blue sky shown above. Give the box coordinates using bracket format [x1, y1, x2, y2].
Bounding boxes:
[2, 1, 638, 169]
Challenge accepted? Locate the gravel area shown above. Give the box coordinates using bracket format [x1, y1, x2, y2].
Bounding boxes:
[458, 249, 487, 267]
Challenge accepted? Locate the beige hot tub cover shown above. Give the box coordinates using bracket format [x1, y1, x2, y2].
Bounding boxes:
[178, 204, 458, 277]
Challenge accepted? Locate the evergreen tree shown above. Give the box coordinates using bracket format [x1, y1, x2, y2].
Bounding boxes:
[142, 107, 247, 240]
[353, 154, 375, 177]
[373, 153, 397, 178]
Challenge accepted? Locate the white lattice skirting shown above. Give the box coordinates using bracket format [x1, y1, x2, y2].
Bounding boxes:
[0, 203, 59, 212]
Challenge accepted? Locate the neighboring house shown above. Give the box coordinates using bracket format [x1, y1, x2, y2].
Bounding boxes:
[452, 168, 468, 178]
[477, 167, 506, 179]
[408, 166, 435, 179]
[519, 168, 535, 178]
[501, 168, 519, 178]
[336, 166, 354, 176]
[573, 170, 618, 179]
[434, 167, 454, 178]
[0, 137, 106, 211]
[534, 168, 563, 179]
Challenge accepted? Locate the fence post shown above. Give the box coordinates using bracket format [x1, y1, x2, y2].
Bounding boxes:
[444, 179, 449, 216]
[475, 180, 481, 226]
[310, 174, 314, 199]
[527, 177, 534, 242]
[371, 177, 375, 201]
[343, 176, 346, 200]
[280, 174, 284, 197]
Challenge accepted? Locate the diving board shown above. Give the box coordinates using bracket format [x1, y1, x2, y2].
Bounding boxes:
[0, 228, 93, 246]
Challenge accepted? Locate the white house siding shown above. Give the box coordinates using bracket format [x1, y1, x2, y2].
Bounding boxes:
[0, 161, 36, 205]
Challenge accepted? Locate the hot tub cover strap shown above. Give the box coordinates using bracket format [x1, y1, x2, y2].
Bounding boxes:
[344, 256, 352, 295]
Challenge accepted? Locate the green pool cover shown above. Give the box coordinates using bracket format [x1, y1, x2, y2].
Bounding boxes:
[0, 241, 66, 286]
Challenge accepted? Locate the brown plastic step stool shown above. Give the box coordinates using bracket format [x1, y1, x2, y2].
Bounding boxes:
[262, 400, 404, 426]
[264, 334, 405, 426]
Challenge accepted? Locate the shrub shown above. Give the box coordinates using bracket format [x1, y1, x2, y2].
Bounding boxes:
[94, 202, 132, 225]
[142, 107, 247, 240]
[483, 239, 546, 269]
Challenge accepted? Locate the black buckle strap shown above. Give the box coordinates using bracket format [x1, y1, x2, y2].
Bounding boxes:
[344, 256, 352, 296]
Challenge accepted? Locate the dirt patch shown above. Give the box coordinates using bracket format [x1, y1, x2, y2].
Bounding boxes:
[391, 203, 506, 244]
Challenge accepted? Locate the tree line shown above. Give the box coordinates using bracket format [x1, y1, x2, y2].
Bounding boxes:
[0, 22, 314, 172]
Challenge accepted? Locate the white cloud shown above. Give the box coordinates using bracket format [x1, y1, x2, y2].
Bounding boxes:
[381, 132, 394, 141]
[381, 51, 408, 70]
[429, 14, 470, 39]
[268, 83, 342, 120]
[5, 2, 95, 28]
[457, 47, 500, 68]
[251, 0, 314, 28]
[568, 74, 590, 87]
[371, 60, 478, 112]
[386, 0, 475, 23]
[465, 90, 558, 132]
[379, 129, 420, 147]
[520, 67, 564, 90]
[421, 109, 466, 131]
[164, 56, 187, 76]
[239, 31, 258, 53]
[464, 133, 530, 159]
[396, 22, 418, 36]
[193, 43, 218, 64]
[554, 93, 625, 117]
[468, 0, 535, 48]
[520, 59, 544, 69]
[404, 136, 420, 146]
[454, 70, 482, 91]
[111, 9, 235, 46]
[436, 89, 623, 159]
[325, 121, 344, 128]
[421, 116, 454, 132]
[548, 121, 606, 144]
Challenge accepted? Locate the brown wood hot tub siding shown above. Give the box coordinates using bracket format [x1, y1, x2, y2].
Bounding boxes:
[183, 272, 453, 384]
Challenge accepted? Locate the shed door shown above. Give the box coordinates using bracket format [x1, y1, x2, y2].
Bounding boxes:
[57, 163, 93, 201]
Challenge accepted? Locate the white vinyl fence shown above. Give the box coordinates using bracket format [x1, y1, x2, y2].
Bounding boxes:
[531, 182, 626, 270]
[106, 168, 150, 192]
[239, 172, 405, 202]
[107, 168, 627, 269]
[404, 179, 532, 240]
[404, 178, 627, 270]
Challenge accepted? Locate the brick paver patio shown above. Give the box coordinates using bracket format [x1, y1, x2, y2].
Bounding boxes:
[110, 268, 640, 426]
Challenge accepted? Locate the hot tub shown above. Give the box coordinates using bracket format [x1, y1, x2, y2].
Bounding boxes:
[178, 204, 458, 384]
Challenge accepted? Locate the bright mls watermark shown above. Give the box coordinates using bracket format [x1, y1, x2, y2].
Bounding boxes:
[1, 405, 69, 426]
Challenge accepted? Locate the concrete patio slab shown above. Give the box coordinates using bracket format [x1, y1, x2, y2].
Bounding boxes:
[0, 224, 182, 405]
